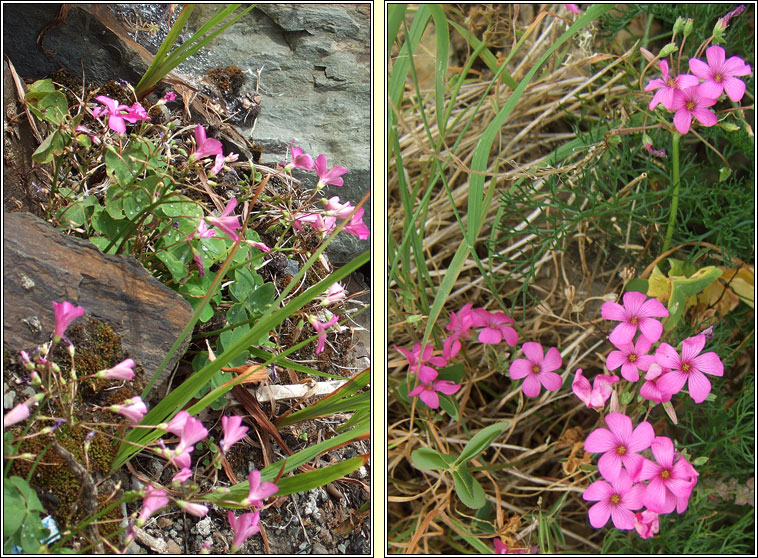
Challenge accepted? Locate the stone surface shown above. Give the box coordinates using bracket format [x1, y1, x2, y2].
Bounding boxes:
[3, 212, 193, 401]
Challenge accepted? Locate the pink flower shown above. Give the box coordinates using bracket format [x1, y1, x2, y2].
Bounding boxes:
[122, 103, 151, 124]
[669, 85, 719, 135]
[584, 413, 654, 482]
[442, 303, 476, 360]
[189, 124, 226, 175]
[394, 343, 447, 384]
[193, 219, 216, 239]
[308, 313, 340, 354]
[162, 91, 177, 103]
[136, 486, 169, 526]
[583, 469, 645, 530]
[689, 45, 751, 102]
[643, 142, 667, 158]
[633, 510, 660, 539]
[322, 196, 355, 219]
[639, 363, 674, 404]
[601, 291, 668, 346]
[606, 336, 657, 382]
[96, 358, 135, 381]
[644, 60, 699, 111]
[206, 198, 242, 242]
[508, 342, 563, 398]
[177, 500, 209, 517]
[717, 4, 746, 29]
[92, 95, 132, 134]
[320, 283, 347, 305]
[172, 467, 193, 484]
[407, 368, 461, 409]
[342, 207, 370, 240]
[638, 436, 698, 514]
[176, 415, 209, 454]
[52, 300, 85, 341]
[228, 510, 261, 552]
[110, 396, 147, 425]
[292, 212, 337, 237]
[654, 334, 724, 403]
[156, 440, 193, 470]
[243, 469, 279, 507]
[246, 239, 270, 253]
[220, 415, 249, 454]
[572, 369, 619, 409]
[4, 401, 31, 427]
[565, 4, 580, 15]
[314, 154, 348, 188]
[75, 125, 101, 145]
[493, 538, 528, 554]
[284, 143, 314, 172]
[472, 308, 518, 346]
[164, 410, 190, 436]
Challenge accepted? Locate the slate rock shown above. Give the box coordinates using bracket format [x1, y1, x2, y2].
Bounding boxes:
[3, 212, 192, 401]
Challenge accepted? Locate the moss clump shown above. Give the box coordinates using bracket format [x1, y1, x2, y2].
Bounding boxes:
[207, 65, 245, 94]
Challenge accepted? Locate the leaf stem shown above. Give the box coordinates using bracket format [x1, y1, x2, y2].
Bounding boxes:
[662, 131, 680, 254]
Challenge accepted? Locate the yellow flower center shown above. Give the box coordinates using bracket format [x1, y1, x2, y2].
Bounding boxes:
[628, 354, 637, 363]
[611, 494, 621, 504]
[532, 365, 541, 374]
[617, 445, 627, 456]
[681, 362, 691, 373]
[686, 100, 696, 111]
[661, 469, 671, 479]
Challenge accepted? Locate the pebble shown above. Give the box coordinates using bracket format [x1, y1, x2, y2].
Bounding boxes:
[195, 517, 213, 537]
[311, 542, 328, 554]
[4, 390, 16, 410]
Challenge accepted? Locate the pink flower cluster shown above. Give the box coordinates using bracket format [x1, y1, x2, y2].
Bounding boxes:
[133, 412, 277, 552]
[583, 413, 699, 537]
[283, 143, 369, 240]
[92, 95, 151, 134]
[644, 46, 751, 134]
[189, 125, 238, 176]
[395, 343, 460, 409]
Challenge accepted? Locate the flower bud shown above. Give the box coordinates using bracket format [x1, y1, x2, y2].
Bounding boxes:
[673, 16, 686, 35]
[683, 18, 694, 37]
[720, 122, 740, 132]
[659, 42, 678, 58]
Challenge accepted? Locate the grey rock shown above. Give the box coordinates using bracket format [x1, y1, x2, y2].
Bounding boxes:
[4, 390, 16, 410]
[2, 212, 193, 403]
[194, 517, 212, 537]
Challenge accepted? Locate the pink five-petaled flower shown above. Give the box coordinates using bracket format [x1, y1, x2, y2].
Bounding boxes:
[308, 313, 340, 354]
[52, 300, 85, 342]
[243, 469, 279, 507]
[443, 303, 476, 360]
[284, 143, 314, 172]
[193, 219, 216, 239]
[110, 396, 147, 425]
[644, 60, 699, 111]
[572, 369, 619, 409]
[314, 154, 348, 188]
[164, 410, 190, 435]
[342, 207, 371, 240]
[220, 415, 249, 454]
[634, 509, 660, 539]
[292, 212, 337, 238]
[606, 336, 657, 382]
[172, 467, 193, 484]
[601, 291, 668, 346]
[175, 415, 209, 455]
[583, 469, 645, 530]
[189, 125, 226, 175]
[320, 282, 347, 306]
[322, 196, 355, 219]
[407, 368, 461, 409]
[92, 96, 132, 134]
[176, 500, 209, 517]
[123, 103, 151, 124]
[394, 343, 447, 384]
[689, 45, 752, 102]
[136, 485, 169, 527]
[669, 85, 719, 135]
[565, 4, 580, 15]
[585, 413, 654, 482]
[639, 363, 674, 404]
[96, 358, 136, 381]
[206, 198, 242, 242]
[228, 510, 261, 552]
[509, 342, 563, 398]
[654, 333, 724, 403]
[162, 91, 177, 103]
[638, 436, 698, 514]
[473, 308, 518, 346]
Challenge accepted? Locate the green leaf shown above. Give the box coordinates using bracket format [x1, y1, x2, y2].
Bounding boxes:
[160, 198, 203, 218]
[3, 486, 25, 534]
[105, 147, 137, 188]
[55, 195, 97, 228]
[8, 476, 45, 513]
[437, 392, 460, 420]
[455, 421, 510, 465]
[625, 278, 649, 294]
[123, 188, 152, 220]
[26, 85, 68, 125]
[155, 250, 189, 282]
[273, 455, 366, 495]
[246, 282, 275, 314]
[411, 447, 456, 471]
[32, 130, 68, 164]
[229, 267, 257, 302]
[665, 266, 723, 331]
[453, 468, 486, 509]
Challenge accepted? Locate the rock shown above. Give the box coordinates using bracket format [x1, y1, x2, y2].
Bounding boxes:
[311, 542, 329, 554]
[2, 212, 193, 402]
[4, 390, 16, 410]
[194, 517, 213, 537]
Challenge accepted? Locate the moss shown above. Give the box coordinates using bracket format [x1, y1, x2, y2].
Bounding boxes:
[207, 65, 245, 94]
